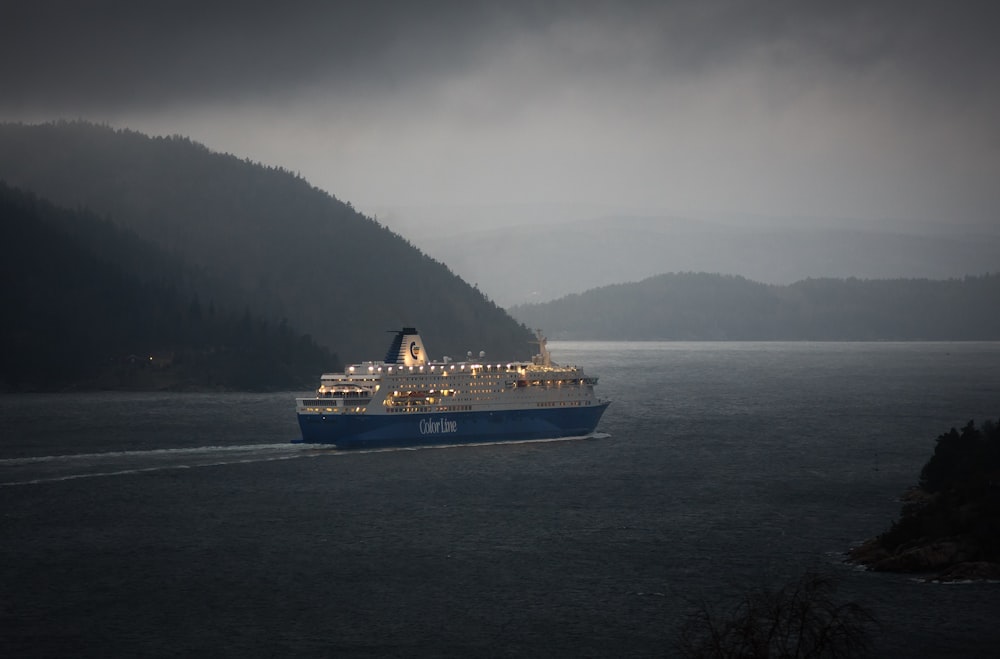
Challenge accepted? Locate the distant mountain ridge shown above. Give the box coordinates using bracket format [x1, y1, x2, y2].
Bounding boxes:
[386, 212, 1000, 307]
[0, 121, 532, 362]
[509, 272, 1000, 340]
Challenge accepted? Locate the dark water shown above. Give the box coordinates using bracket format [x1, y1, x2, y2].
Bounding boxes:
[2, 342, 999, 657]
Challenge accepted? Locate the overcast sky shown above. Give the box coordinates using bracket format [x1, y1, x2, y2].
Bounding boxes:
[3, 0, 998, 229]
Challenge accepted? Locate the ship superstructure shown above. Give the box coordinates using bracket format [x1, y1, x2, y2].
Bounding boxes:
[295, 327, 609, 448]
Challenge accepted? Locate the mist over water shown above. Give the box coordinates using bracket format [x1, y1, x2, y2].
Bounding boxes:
[2, 342, 999, 657]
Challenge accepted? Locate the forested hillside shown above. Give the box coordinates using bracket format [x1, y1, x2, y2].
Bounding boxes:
[0, 183, 338, 390]
[509, 272, 1000, 340]
[0, 121, 531, 362]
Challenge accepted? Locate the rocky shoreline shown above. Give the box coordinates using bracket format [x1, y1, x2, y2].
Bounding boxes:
[848, 534, 1000, 583]
[847, 420, 1000, 582]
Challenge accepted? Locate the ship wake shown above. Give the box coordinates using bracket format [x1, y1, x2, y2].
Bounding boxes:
[0, 443, 315, 487]
[2, 433, 611, 486]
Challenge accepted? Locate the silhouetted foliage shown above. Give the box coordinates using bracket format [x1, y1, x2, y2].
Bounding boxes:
[676, 572, 878, 658]
[0, 121, 532, 362]
[890, 420, 1000, 558]
[919, 420, 1000, 496]
[510, 272, 1000, 340]
[850, 419, 1000, 577]
[0, 182, 337, 390]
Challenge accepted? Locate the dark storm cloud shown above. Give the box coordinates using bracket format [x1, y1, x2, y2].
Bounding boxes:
[3, 1, 998, 226]
[2, 0, 565, 113]
[1, 1, 473, 111]
[3, 0, 997, 114]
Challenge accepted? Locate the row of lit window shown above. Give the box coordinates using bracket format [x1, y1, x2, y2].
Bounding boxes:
[349, 363, 527, 374]
[387, 398, 437, 406]
[301, 406, 367, 414]
[385, 405, 472, 413]
[393, 385, 456, 394]
[389, 373, 506, 382]
[317, 391, 371, 398]
[391, 387, 510, 398]
[322, 376, 379, 383]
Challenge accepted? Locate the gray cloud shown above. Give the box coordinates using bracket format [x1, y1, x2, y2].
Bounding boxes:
[7, 1, 996, 112]
[3, 1, 999, 226]
[2, 1, 548, 112]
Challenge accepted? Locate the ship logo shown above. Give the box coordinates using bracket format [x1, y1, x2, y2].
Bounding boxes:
[420, 417, 458, 435]
[410, 341, 420, 360]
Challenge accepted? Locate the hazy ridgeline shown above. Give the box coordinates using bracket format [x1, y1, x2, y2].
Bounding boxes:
[510, 272, 1000, 340]
[2, 121, 998, 391]
[404, 213, 1000, 308]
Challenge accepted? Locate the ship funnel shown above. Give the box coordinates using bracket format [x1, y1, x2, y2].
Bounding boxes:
[384, 327, 429, 366]
[531, 329, 554, 367]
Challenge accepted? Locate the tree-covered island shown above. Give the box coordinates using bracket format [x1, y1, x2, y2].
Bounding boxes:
[849, 419, 1000, 581]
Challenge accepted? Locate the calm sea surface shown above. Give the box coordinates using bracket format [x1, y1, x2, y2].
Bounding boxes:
[2, 342, 999, 657]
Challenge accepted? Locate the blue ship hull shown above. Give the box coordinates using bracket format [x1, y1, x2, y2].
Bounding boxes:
[296, 403, 610, 449]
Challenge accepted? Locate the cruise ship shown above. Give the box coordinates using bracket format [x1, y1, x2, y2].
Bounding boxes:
[295, 327, 610, 448]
